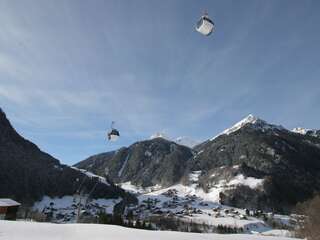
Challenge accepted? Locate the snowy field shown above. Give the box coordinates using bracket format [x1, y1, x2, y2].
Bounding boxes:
[32, 196, 122, 223]
[0, 221, 299, 240]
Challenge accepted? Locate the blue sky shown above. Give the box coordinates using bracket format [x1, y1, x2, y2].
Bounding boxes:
[0, 0, 319, 164]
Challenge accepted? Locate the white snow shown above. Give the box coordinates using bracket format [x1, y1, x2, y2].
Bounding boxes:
[150, 132, 199, 148]
[129, 183, 296, 235]
[150, 132, 171, 140]
[33, 196, 74, 210]
[123, 174, 263, 204]
[0, 221, 299, 240]
[175, 136, 200, 148]
[118, 153, 130, 177]
[114, 179, 296, 237]
[70, 167, 110, 186]
[33, 196, 121, 214]
[32, 196, 122, 223]
[292, 127, 308, 135]
[221, 114, 259, 135]
[120, 182, 145, 193]
[228, 174, 264, 189]
[0, 198, 21, 207]
[292, 127, 319, 137]
[260, 229, 293, 237]
[210, 114, 284, 141]
[120, 182, 162, 194]
[189, 171, 202, 182]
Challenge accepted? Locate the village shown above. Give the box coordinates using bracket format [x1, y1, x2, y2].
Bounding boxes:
[123, 188, 297, 234]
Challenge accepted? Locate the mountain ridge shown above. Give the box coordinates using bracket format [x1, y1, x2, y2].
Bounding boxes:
[76, 114, 320, 213]
[0, 108, 135, 206]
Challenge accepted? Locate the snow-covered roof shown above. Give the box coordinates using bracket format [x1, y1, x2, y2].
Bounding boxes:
[0, 199, 21, 207]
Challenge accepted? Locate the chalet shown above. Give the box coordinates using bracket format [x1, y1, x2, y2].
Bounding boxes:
[0, 199, 21, 220]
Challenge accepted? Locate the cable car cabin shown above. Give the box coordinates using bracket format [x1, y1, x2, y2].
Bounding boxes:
[108, 129, 120, 141]
[196, 15, 214, 36]
[0, 199, 21, 220]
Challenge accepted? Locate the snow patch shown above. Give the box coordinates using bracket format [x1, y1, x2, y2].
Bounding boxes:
[150, 133, 199, 148]
[118, 153, 130, 177]
[292, 127, 309, 135]
[189, 171, 202, 182]
[175, 136, 200, 148]
[228, 174, 264, 189]
[70, 167, 110, 186]
[120, 182, 162, 194]
[292, 127, 319, 137]
[150, 132, 171, 140]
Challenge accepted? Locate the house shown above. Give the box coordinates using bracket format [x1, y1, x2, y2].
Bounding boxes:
[0, 199, 21, 220]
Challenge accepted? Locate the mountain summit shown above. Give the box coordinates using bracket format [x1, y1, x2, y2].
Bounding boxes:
[210, 114, 284, 141]
[76, 137, 193, 188]
[150, 132, 199, 148]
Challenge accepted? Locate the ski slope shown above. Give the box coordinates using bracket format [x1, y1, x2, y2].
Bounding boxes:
[0, 221, 298, 240]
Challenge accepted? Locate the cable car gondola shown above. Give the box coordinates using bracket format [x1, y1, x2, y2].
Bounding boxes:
[107, 121, 120, 141]
[196, 12, 214, 36]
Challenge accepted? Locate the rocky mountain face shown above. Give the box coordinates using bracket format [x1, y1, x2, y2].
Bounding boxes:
[188, 115, 320, 212]
[0, 108, 135, 206]
[76, 114, 320, 213]
[150, 132, 200, 148]
[75, 138, 194, 188]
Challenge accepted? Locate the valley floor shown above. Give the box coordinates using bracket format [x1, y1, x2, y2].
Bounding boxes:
[0, 220, 299, 240]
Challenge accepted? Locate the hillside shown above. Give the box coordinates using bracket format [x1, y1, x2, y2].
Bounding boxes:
[76, 138, 193, 187]
[189, 115, 320, 212]
[0, 108, 135, 206]
[76, 115, 320, 213]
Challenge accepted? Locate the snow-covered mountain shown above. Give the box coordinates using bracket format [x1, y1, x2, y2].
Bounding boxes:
[76, 137, 193, 187]
[2, 106, 315, 235]
[210, 114, 285, 141]
[150, 132, 171, 140]
[77, 114, 320, 214]
[150, 132, 199, 148]
[175, 136, 200, 148]
[192, 114, 320, 212]
[0, 108, 135, 214]
[292, 127, 320, 138]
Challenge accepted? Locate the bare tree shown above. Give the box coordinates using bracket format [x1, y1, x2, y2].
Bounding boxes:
[295, 194, 320, 240]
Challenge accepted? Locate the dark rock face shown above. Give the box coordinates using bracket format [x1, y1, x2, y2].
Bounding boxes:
[76, 151, 116, 174]
[75, 138, 194, 188]
[0, 109, 135, 205]
[304, 129, 320, 138]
